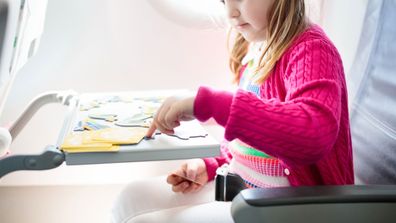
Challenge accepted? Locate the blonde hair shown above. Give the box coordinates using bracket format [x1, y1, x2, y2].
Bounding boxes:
[229, 0, 308, 84]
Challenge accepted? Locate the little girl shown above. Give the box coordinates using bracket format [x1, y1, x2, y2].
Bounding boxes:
[112, 0, 354, 222]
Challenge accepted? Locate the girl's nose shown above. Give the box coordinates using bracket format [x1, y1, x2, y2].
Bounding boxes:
[226, 5, 240, 18]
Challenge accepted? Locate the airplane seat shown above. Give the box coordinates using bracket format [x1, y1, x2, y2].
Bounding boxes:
[348, 1, 396, 185]
[231, 0, 396, 222]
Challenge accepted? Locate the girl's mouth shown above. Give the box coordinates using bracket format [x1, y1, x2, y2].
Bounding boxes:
[236, 23, 249, 29]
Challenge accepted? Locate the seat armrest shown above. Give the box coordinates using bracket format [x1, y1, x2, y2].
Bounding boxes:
[231, 185, 396, 223]
[238, 185, 396, 206]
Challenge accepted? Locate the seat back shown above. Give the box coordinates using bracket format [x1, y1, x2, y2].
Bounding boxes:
[348, 0, 396, 184]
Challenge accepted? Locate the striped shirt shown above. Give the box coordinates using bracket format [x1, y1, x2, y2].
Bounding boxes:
[228, 49, 290, 188]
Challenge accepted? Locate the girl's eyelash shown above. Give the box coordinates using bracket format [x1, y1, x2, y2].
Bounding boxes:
[220, 0, 225, 4]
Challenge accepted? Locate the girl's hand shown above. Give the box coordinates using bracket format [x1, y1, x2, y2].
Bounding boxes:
[146, 95, 195, 137]
[166, 159, 209, 194]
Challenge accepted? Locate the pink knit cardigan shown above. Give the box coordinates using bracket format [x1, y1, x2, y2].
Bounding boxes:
[195, 25, 354, 187]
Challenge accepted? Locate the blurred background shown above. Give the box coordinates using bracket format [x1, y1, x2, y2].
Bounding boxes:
[0, 0, 370, 222]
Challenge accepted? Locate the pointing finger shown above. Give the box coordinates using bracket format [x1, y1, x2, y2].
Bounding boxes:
[146, 122, 157, 138]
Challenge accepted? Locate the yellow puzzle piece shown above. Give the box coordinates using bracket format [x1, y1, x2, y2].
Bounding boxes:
[61, 131, 119, 153]
[90, 127, 147, 144]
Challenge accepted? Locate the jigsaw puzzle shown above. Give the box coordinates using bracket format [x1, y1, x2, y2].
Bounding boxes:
[61, 94, 210, 153]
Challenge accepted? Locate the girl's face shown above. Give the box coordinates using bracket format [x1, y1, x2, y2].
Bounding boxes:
[222, 0, 275, 42]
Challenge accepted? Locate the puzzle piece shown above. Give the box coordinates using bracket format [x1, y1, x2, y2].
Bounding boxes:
[88, 113, 118, 122]
[79, 100, 101, 111]
[73, 121, 85, 131]
[114, 114, 152, 128]
[90, 127, 147, 144]
[107, 96, 122, 103]
[143, 106, 158, 116]
[171, 172, 204, 185]
[129, 113, 152, 121]
[61, 131, 119, 153]
[84, 120, 110, 130]
[73, 120, 110, 131]
[115, 119, 151, 128]
[169, 133, 208, 140]
[64, 146, 119, 153]
[145, 131, 208, 140]
[170, 125, 209, 140]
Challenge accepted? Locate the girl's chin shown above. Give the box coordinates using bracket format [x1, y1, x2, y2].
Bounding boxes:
[237, 28, 267, 42]
[240, 33, 265, 42]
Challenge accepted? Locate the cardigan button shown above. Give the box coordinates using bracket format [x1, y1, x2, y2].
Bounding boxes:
[284, 168, 290, 176]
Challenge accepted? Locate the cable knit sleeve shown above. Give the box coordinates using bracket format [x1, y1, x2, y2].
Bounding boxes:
[223, 39, 343, 167]
[202, 140, 233, 181]
[194, 86, 233, 126]
[193, 87, 234, 180]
